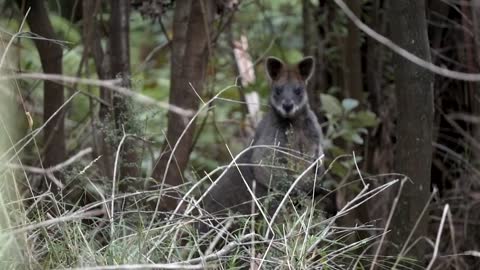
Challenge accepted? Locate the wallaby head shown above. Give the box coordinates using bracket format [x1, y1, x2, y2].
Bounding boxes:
[265, 56, 315, 119]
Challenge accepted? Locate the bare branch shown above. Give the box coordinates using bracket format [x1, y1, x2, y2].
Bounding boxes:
[334, 0, 480, 81]
[1, 72, 194, 117]
[5, 148, 93, 189]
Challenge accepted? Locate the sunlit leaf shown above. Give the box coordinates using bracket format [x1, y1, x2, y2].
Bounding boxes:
[342, 98, 359, 112]
[351, 133, 364, 144]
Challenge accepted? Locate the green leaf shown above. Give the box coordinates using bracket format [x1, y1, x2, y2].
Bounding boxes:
[357, 128, 368, 134]
[331, 162, 349, 178]
[285, 50, 304, 63]
[353, 111, 378, 127]
[351, 133, 364, 144]
[320, 94, 342, 116]
[50, 15, 81, 44]
[340, 131, 364, 144]
[329, 145, 346, 157]
[342, 98, 359, 112]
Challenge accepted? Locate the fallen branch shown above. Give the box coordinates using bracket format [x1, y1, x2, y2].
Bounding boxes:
[5, 147, 93, 189]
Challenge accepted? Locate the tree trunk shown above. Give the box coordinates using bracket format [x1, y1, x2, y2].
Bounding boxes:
[343, 0, 363, 102]
[337, 1, 371, 234]
[17, 0, 66, 173]
[109, 0, 139, 178]
[59, 0, 83, 22]
[151, 0, 214, 211]
[366, 0, 393, 176]
[389, 0, 433, 263]
[302, 0, 326, 119]
[362, 1, 398, 238]
[469, 0, 480, 163]
[83, 0, 115, 179]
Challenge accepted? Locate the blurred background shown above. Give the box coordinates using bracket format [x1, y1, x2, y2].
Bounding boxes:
[1, 0, 480, 269]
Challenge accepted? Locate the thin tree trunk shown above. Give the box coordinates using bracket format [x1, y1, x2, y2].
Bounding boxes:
[365, 4, 394, 172]
[389, 0, 433, 263]
[364, 0, 395, 229]
[17, 0, 66, 173]
[151, 0, 214, 211]
[365, 0, 382, 123]
[59, 0, 82, 22]
[337, 1, 371, 233]
[469, 1, 480, 163]
[302, 0, 326, 119]
[83, 0, 114, 179]
[109, 0, 139, 178]
[343, 0, 363, 101]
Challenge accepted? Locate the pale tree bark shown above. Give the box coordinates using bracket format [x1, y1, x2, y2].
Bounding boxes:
[151, 0, 214, 211]
[389, 0, 433, 263]
[227, 21, 249, 135]
[109, 0, 140, 178]
[17, 0, 66, 176]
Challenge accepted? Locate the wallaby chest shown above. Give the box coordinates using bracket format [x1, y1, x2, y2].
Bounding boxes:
[250, 111, 322, 191]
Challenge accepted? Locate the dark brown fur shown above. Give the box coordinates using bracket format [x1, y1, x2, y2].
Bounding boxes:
[199, 56, 325, 233]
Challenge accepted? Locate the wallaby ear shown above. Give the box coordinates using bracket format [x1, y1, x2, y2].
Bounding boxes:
[297, 56, 315, 82]
[265, 57, 285, 81]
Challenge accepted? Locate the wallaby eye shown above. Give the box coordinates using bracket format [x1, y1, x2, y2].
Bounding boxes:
[274, 87, 282, 96]
[294, 87, 302, 96]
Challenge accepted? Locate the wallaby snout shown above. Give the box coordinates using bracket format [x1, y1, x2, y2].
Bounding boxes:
[282, 101, 294, 113]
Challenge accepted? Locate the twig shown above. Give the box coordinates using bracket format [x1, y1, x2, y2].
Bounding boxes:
[9, 209, 105, 234]
[353, 151, 366, 187]
[447, 203, 460, 270]
[110, 127, 128, 239]
[306, 178, 399, 254]
[135, 41, 170, 73]
[68, 263, 205, 270]
[265, 154, 325, 239]
[5, 147, 93, 189]
[147, 85, 237, 233]
[185, 233, 257, 264]
[0, 7, 30, 67]
[225, 144, 274, 235]
[426, 204, 450, 270]
[370, 177, 407, 270]
[391, 188, 438, 269]
[205, 218, 234, 255]
[6, 147, 92, 174]
[1, 91, 80, 163]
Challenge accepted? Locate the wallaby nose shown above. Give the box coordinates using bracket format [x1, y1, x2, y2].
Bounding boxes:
[283, 103, 293, 113]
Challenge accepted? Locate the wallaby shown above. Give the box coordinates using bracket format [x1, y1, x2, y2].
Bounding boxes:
[200, 56, 325, 232]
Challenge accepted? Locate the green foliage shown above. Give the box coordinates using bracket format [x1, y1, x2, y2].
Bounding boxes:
[320, 93, 378, 177]
[49, 14, 81, 44]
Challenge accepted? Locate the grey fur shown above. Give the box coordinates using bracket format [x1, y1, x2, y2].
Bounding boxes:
[200, 56, 324, 232]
